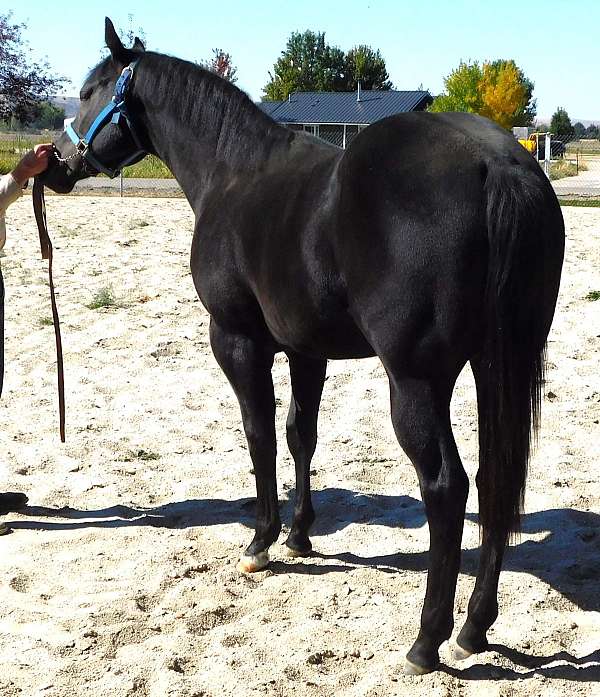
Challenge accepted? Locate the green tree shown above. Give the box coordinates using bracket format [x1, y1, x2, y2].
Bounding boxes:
[263, 31, 345, 100]
[31, 101, 65, 130]
[0, 11, 66, 124]
[429, 59, 535, 128]
[573, 122, 586, 139]
[550, 107, 575, 138]
[429, 61, 483, 114]
[586, 123, 599, 139]
[344, 45, 392, 90]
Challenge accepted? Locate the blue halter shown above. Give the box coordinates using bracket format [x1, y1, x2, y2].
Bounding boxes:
[65, 61, 145, 178]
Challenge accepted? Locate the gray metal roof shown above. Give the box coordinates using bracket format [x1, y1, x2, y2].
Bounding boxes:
[256, 100, 283, 118]
[258, 90, 432, 125]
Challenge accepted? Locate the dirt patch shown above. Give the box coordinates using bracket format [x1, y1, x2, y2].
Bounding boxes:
[0, 197, 598, 696]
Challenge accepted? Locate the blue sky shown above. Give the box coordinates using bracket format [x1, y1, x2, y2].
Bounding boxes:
[12, 0, 600, 122]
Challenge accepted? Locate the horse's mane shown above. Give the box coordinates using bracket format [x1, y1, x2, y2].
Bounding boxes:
[134, 52, 285, 159]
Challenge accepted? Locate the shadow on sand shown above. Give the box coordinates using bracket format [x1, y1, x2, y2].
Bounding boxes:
[5, 487, 599, 681]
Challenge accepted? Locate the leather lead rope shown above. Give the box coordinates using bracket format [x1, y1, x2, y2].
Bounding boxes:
[33, 178, 65, 442]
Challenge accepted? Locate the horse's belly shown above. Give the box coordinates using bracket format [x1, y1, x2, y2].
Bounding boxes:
[263, 305, 375, 360]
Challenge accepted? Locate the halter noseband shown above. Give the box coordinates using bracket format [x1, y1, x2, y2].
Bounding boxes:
[64, 61, 145, 178]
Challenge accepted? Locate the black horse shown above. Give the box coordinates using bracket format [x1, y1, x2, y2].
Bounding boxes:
[42, 19, 565, 674]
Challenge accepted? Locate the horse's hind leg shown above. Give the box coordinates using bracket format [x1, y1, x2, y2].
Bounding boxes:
[209, 319, 280, 573]
[284, 352, 327, 557]
[388, 374, 469, 674]
[455, 357, 508, 658]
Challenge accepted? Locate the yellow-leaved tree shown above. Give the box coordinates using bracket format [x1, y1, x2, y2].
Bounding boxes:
[430, 59, 535, 129]
[480, 61, 528, 129]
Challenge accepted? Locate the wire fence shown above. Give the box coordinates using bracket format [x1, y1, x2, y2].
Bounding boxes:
[548, 135, 600, 200]
[512, 127, 600, 198]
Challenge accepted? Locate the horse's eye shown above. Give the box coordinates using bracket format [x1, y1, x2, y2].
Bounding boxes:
[80, 87, 93, 101]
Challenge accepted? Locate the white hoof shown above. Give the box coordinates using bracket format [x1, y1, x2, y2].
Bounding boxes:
[237, 551, 269, 573]
[404, 659, 434, 676]
[453, 644, 473, 661]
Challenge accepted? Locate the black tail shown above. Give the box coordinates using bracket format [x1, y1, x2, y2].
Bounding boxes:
[476, 163, 564, 540]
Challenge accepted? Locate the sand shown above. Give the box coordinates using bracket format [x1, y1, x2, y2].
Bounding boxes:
[0, 196, 598, 697]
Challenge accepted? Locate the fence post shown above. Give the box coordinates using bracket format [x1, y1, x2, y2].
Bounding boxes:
[544, 133, 551, 178]
[120, 172, 123, 198]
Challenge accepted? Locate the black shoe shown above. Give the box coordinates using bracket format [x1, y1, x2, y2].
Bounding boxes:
[0, 492, 28, 514]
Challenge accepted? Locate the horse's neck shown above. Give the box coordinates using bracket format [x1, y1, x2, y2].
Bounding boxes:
[134, 56, 289, 208]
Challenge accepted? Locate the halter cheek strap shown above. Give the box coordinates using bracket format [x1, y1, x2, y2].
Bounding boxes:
[64, 61, 146, 178]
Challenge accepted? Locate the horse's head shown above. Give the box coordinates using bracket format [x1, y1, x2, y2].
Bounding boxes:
[43, 18, 146, 193]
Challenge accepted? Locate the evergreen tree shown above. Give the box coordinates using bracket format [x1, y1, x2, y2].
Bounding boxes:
[550, 107, 575, 138]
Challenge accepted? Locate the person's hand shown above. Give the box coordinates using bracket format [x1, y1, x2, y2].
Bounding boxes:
[11, 143, 55, 186]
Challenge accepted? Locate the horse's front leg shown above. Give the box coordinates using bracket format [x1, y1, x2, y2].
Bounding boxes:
[284, 351, 327, 557]
[209, 319, 279, 572]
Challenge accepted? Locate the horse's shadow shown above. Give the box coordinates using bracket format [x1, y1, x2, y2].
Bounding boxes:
[8, 487, 599, 610]
[441, 645, 600, 682]
[6, 488, 599, 680]
[7, 487, 427, 533]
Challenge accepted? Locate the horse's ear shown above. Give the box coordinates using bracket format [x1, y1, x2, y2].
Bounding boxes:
[133, 37, 146, 52]
[105, 17, 127, 63]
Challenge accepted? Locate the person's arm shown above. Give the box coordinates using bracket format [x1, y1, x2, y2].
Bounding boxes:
[0, 172, 23, 215]
[0, 144, 54, 251]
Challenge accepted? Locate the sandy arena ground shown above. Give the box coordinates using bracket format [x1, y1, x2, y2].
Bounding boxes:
[0, 197, 598, 697]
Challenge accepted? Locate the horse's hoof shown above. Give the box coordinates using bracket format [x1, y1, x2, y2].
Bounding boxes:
[453, 644, 473, 661]
[285, 544, 312, 558]
[404, 658, 435, 676]
[0, 523, 10, 536]
[237, 551, 269, 573]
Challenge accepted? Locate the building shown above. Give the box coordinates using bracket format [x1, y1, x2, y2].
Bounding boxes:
[258, 89, 433, 148]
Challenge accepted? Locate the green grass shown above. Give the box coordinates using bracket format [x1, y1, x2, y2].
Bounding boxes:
[87, 286, 119, 310]
[585, 290, 600, 301]
[0, 134, 49, 174]
[122, 155, 172, 178]
[559, 199, 600, 207]
[0, 133, 173, 178]
[38, 317, 54, 327]
[565, 140, 600, 154]
[121, 449, 160, 462]
[128, 218, 150, 229]
[136, 449, 160, 461]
